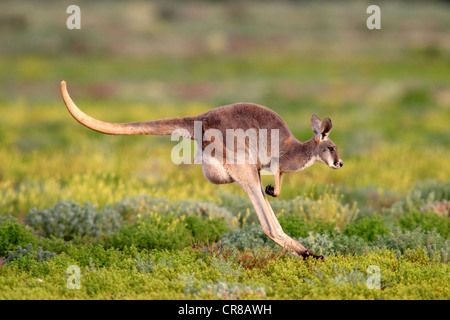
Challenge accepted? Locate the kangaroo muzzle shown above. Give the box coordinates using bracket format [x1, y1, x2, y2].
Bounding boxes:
[333, 160, 343, 168]
[330, 159, 343, 169]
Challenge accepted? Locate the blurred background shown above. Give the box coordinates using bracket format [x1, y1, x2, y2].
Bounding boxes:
[0, 0, 449, 218]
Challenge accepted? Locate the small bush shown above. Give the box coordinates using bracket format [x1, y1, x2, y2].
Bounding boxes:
[185, 215, 229, 243]
[220, 225, 279, 251]
[215, 191, 254, 226]
[105, 211, 229, 250]
[414, 180, 449, 202]
[271, 190, 358, 229]
[298, 231, 371, 257]
[339, 186, 398, 213]
[104, 213, 192, 250]
[396, 211, 449, 238]
[6, 243, 56, 263]
[419, 200, 449, 217]
[177, 201, 236, 228]
[300, 227, 449, 259]
[343, 214, 389, 242]
[0, 220, 38, 256]
[374, 227, 448, 257]
[108, 196, 171, 221]
[277, 214, 308, 238]
[329, 232, 370, 256]
[180, 273, 266, 299]
[298, 232, 335, 256]
[384, 181, 450, 221]
[25, 200, 123, 241]
[278, 214, 336, 238]
[110, 195, 237, 228]
[134, 254, 173, 274]
[37, 236, 70, 254]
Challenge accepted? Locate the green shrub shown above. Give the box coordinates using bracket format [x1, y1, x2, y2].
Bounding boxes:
[384, 181, 450, 221]
[328, 232, 370, 256]
[297, 232, 335, 256]
[180, 273, 266, 299]
[104, 213, 192, 250]
[0, 220, 38, 256]
[221, 224, 367, 257]
[278, 214, 336, 238]
[108, 196, 171, 221]
[110, 195, 237, 228]
[271, 191, 358, 229]
[220, 225, 279, 251]
[277, 214, 307, 238]
[63, 244, 134, 269]
[215, 191, 254, 226]
[338, 186, 398, 213]
[25, 200, 123, 241]
[414, 180, 449, 202]
[343, 214, 389, 242]
[423, 242, 449, 263]
[6, 243, 56, 263]
[298, 227, 449, 259]
[396, 211, 449, 238]
[134, 254, 173, 274]
[184, 215, 229, 243]
[374, 227, 448, 258]
[217, 189, 358, 229]
[177, 201, 236, 228]
[297, 231, 371, 257]
[105, 211, 229, 250]
[37, 236, 71, 254]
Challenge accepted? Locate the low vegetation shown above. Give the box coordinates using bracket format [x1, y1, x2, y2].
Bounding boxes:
[0, 0, 449, 300]
[1, 183, 449, 299]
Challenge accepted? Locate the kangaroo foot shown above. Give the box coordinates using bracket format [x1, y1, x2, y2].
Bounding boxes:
[265, 185, 275, 197]
[299, 249, 324, 261]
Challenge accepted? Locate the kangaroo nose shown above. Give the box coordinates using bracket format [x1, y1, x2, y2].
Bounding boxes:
[334, 160, 343, 167]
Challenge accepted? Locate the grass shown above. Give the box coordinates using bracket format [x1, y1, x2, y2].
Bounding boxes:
[0, 0, 449, 300]
[0, 246, 448, 300]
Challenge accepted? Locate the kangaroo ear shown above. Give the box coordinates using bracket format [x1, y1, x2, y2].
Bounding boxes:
[320, 117, 333, 140]
[311, 114, 322, 135]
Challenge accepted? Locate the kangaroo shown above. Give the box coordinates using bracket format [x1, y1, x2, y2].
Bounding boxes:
[61, 81, 343, 259]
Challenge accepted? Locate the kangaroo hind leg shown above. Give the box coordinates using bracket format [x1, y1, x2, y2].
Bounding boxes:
[226, 165, 314, 258]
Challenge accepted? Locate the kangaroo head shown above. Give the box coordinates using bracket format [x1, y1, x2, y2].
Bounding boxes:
[311, 114, 343, 169]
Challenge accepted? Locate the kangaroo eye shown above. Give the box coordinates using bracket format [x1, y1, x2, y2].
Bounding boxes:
[328, 147, 334, 152]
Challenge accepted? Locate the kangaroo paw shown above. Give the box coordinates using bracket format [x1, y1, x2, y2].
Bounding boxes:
[300, 249, 325, 261]
[265, 184, 275, 197]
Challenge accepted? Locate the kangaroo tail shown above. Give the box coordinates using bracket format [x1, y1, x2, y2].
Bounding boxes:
[61, 81, 197, 138]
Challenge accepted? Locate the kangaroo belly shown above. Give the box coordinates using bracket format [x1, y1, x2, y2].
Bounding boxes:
[202, 158, 233, 184]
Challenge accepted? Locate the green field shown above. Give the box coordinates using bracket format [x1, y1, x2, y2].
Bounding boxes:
[0, 0, 449, 300]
